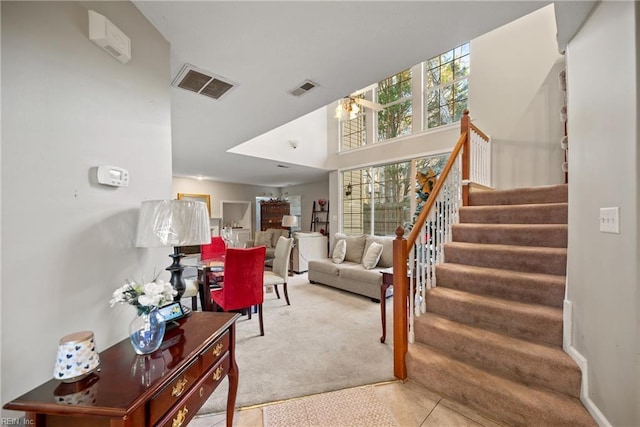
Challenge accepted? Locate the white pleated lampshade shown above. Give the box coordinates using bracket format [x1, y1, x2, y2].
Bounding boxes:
[135, 200, 211, 247]
[282, 215, 298, 228]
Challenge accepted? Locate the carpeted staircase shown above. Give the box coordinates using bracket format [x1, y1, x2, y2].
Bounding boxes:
[406, 184, 596, 426]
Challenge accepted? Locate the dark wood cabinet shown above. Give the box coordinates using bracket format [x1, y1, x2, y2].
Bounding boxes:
[3, 312, 240, 427]
[260, 200, 289, 231]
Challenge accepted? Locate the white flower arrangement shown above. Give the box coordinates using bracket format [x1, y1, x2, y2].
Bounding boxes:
[110, 279, 177, 316]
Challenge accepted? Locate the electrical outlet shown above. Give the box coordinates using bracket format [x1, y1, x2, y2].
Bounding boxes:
[599, 207, 620, 234]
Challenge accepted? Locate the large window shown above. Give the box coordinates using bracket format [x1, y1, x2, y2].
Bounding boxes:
[340, 112, 366, 151]
[338, 43, 470, 152]
[342, 153, 449, 236]
[376, 69, 412, 142]
[425, 43, 470, 129]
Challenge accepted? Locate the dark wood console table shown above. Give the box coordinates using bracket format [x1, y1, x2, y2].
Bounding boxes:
[4, 312, 240, 427]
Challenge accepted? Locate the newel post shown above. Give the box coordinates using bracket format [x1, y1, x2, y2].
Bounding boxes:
[460, 109, 471, 206]
[393, 226, 408, 379]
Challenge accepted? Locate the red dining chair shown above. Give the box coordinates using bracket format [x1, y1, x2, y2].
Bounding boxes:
[201, 236, 226, 261]
[200, 236, 226, 285]
[210, 246, 266, 336]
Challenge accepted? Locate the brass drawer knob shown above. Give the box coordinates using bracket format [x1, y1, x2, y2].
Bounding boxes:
[199, 386, 204, 398]
[171, 377, 188, 398]
[212, 342, 224, 357]
[212, 366, 224, 381]
[172, 406, 189, 427]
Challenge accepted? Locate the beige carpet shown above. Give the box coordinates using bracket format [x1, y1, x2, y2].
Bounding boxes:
[264, 386, 397, 427]
[200, 273, 394, 414]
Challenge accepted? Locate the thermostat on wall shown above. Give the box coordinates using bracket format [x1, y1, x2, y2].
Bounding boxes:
[97, 165, 129, 187]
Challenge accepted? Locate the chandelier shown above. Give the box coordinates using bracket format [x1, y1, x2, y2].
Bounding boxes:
[335, 97, 360, 120]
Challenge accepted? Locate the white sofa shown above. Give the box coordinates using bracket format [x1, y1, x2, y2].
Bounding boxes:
[308, 234, 395, 301]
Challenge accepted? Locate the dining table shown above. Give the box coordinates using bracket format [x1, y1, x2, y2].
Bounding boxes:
[196, 258, 225, 311]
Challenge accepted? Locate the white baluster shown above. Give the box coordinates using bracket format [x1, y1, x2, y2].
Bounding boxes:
[408, 249, 415, 343]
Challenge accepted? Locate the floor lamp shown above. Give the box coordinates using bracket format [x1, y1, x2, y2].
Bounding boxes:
[135, 200, 211, 301]
[282, 215, 298, 238]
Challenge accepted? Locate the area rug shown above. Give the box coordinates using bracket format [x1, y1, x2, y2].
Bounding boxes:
[263, 386, 397, 427]
[199, 273, 394, 414]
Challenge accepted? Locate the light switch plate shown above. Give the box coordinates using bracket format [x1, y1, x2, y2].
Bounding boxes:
[599, 207, 620, 234]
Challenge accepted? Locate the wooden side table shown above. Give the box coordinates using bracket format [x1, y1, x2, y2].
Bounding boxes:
[380, 269, 416, 343]
[4, 312, 240, 427]
[380, 270, 394, 343]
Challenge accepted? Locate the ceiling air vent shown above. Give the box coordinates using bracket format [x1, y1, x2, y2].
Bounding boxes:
[289, 80, 318, 97]
[172, 64, 238, 100]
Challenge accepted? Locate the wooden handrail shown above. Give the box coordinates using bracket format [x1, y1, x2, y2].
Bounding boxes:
[470, 122, 489, 142]
[393, 109, 491, 380]
[405, 131, 467, 249]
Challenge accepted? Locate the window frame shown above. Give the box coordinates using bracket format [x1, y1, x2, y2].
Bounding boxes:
[424, 42, 470, 130]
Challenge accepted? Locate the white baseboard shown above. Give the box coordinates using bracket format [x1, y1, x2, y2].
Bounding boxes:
[564, 299, 612, 427]
[563, 300, 572, 351]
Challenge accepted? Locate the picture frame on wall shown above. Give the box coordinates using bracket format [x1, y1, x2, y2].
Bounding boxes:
[177, 193, 211, 215]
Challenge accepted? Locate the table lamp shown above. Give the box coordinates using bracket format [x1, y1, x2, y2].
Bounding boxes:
[135, 200, 211, 300]
[282, 215, 298, 238]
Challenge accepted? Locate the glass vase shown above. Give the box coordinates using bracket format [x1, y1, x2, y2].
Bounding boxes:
[129, 308, 166, 355]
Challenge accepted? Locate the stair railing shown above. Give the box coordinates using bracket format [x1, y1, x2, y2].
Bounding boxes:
[392, 110, 491, 379]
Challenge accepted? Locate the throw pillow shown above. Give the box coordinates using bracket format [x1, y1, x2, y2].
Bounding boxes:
[341, 234, 367, 264]
[362, 242, 383, 270]
[332, 239, 347, 264]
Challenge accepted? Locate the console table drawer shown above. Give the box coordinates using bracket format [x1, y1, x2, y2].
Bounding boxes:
[201, 330, 229, 371]
[149, 358, 200, 425]
[3, 313, 240, 427]
[157, 353, 230, 427]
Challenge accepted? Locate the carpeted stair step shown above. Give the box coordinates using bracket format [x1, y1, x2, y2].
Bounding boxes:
[435, 263, 565, 307]
[452, 223, 567, 248]
[425, 287, 563, 346]
[444, 242, 567, 276]
[469, 184, 568, 206]
[459, 203, 567, 224]
[406, 344, 596, 427]
[413, 313, 581, 397]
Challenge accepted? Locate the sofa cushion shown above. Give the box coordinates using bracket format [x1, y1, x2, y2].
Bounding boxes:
[335, 233, 367, 264]
[255, 230, 273, 248]
[271, 228, 288, 247]
[339, 264, 384, 285]
[308, 259, 341, 276]
[332, 239, 346, 264]
[362, 242, 383, 270]
[365, 236, 395, 268]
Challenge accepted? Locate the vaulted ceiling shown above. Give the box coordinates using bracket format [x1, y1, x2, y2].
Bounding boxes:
[133, 1, 594, 187]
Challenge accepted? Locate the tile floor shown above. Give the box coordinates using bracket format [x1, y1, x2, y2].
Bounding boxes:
[188, 380, 504, 427]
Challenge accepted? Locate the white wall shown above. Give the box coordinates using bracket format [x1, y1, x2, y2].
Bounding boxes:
[565, 2, 639, 425]
[1, 1, 172, 409]
[172, 176, 281, 235]
[172, 177, 330, 239]
[472, 4, 565, 190]
[330, 5, 565, 192]
[0, 0, 4, 408]
[283, 180, 330, 233]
